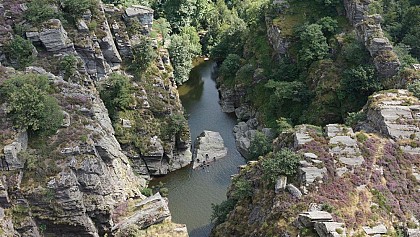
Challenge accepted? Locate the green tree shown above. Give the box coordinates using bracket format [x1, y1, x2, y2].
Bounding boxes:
[341, 65, 381, 94]
[180, 26, 202, 56]
[298, 24, 329, 64]
[164, 0, 197, 31]
[1, 74, 63, 135]
[211, 199, 237, 224]
[248, 131, 272, 161]
[61, 0, 96, 18]
[316, 17, 338, 36]
[25, 0, 58, 25]
[231, 177, 253, 200]
[60, 55, 78, 80]
[220, 54, 242, 79]
[99, 73, 135, 119]
[169, 34, 193, 84]
[154, 18, 172, 46]
[5, 36, 36, 69]
[131, 36, 158, 74]
[261, 149, 301, 183]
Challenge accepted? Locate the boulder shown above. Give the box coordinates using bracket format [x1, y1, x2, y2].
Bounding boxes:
[275, 176, 287, 193]
[39, 19, 74, 52]
[315, 222, 346, 237]
[298, 211, 333, 227]
[3, 131, 27, 170]
[299, 166, 327, 185]
[286, 184, 302, 199]
[193, 131, 227, 169]
[112, 193, 171, 232]
[362, 224, 388, 235]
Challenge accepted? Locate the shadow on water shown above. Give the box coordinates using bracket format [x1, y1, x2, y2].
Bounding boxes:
[150, 61, 245, 237]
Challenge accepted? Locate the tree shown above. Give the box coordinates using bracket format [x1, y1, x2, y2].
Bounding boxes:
[248, 131, 272, 161]
[316, 17, 338, 36]
[25, 0, 58, 25]
[298, 24, 329, 64]
[5, 36, 36, 69]
[1, 74, 63, 135]
[60, 55, 78, 80]
[220, 54, 242, 79]
[164, 0, 197, 31]
[180, 26, 202, 56]
[99, 73, 135, 119]
[131, 36, 158, 74]
[261, 149, 301, 184]
[341, 65, 381, 94]
[61, 0, 95, 18]
[154, 18, 172, 46]
[169, 34, 193, 84]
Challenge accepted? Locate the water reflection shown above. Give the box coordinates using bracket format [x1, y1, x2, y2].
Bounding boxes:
[150, 61, 245, 237]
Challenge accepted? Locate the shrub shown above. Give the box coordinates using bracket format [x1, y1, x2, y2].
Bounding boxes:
[99, 73, 135, 119]
[211, 199, 237, 225]
[276, 117, 293, 133]
[345, 111, 366, 127]
[25, 0, 58, 24]
[5, 36, 35, 69]
[60, 55, 78, 80]
[408, 80, 420, 98]
[141, 188, 153, 197]
[1, 74, 63, 135]
[131, 35, 157, 75]
[231, 177, 253, 200]
[220, 54, 242, 80]
[261, 149, 301, 183]
[356, 132, 368, 143]
[61, 0, 96, 17]
[248, 131, 272, 161]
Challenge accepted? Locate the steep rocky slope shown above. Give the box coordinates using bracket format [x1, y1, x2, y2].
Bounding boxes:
[0, 0, 190, 236]
[211, 90, 420, 237]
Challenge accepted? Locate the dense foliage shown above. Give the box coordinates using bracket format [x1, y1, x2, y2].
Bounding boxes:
[261, 149, 301, 184]
[5, 36, 36, 69]
[0, 74, 63, 135]
[248, 131, 272, 161]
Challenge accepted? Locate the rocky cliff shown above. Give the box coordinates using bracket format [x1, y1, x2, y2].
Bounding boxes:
[211, 90, 420, 237]
[0, 0, 190, 236]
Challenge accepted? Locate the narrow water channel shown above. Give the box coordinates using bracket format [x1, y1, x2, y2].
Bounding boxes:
[150, 61, 245, 237]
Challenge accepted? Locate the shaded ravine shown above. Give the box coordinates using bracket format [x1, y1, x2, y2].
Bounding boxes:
[150, 61, 245, 237]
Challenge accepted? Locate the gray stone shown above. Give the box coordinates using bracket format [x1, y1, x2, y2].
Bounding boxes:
[275, 176, 287, 193]
[121, 119, 132, 128]
[325, 124, 353, 137]
[304, 153, 318, 159]
[298, 211, 333, 227]
[339, 156, 365, 167]
[300, 166, 327, 184]
[193, 131, 227, 169]
[76, 19, 89, 32]
[3, 131, 28, 170]
[39, 19, 74, 52]
[113, 193, 171, 231]
[363, 224, 388, 235]
[336, 167, 349, 177]
[286, 184, 302, 199]
[294, 127, 313, 147]
[124, 5, 154, 32]
[407, 228, 420, 237]
[62, 111, 71, 127]
[315, 222, 346, 237]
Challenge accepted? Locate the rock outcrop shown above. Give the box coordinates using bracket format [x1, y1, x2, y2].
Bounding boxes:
[343, 0, 400, 78]
[193, 131, 227, 169]
[212, 90, 420, 237]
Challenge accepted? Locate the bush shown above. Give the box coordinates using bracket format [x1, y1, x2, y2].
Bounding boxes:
[60, 55, 78, 80]
[99, 73, 135, 119]
[1, 74, 63, 135]
[141, 188, 153, 197]
[345, 111, 366, 127]
[220, 54, 242, 79]
[5, 36, 36, 69]
[248, 131, 272, 161]
[61, 0, 96, 17]
[261, 149, 301, 184]
[231, 177, 253, 200]
[131, 36, 158, 75]
[276, 117, 293, 133]
[211, 199, 237, 225]
[408, 80, 420, 98]
[25, 0, 58, 24]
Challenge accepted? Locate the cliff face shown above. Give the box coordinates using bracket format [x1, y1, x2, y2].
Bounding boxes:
[0, 0, 189, 236]
[211, 90, 420, 237]
[343, 0, 400, 78]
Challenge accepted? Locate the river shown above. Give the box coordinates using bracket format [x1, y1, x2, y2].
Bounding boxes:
[150, 61, 245, 237]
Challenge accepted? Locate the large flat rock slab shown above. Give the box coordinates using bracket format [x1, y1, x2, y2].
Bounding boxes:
[193, 131, 227, 169]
